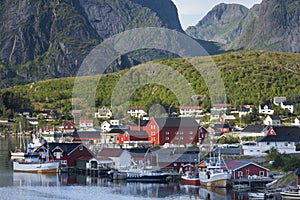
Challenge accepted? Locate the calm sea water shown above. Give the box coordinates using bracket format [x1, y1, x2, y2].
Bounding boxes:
[0, 135, 273, 200]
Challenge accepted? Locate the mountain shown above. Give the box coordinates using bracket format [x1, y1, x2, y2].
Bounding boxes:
[1, 0, 223, 88]
[185, 0, 300, 53]
[186, 3, 249, 46]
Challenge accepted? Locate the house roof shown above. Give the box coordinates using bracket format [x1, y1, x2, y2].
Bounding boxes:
[268, 115, 281, 120]
[97, 148, 124, 157]
[212, 104, 232, 108]
[282, 101, 293, 106]
[212, 124, 230, 129]
[296, 167, 300, 175]
[179, 106, 203, 110]
[153, 117, 198, 128]
[156, 152, 198, 163]
[259, 126, 300, 142]
[36, 142, 87, 156]
[126, 130, 148, 138]
[128, 148, 150, 159]
[241, 124, 269, 133]
[109, 128, 126, 134]
[73, 130, 101, 139]
[224, 160, 269, 171]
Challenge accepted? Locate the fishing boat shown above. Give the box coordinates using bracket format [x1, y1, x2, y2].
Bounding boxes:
[125, 169, 170, 183]
[198, 145, 231, 187]
[181, 171, 200, 186]
[10, 147, 25, 158]
[13, 145, 60, 173]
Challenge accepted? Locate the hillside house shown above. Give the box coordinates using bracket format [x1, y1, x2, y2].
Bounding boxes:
[238, 105, 253, 118]
[79, 120, 94, 130]
[259, 103, 274, 115]
[119, 130, 151, 149]
[274, 96, 286, 106]
[95, 108, 112, 119]
[62, 121, 75, 134]
[263, 115, 282, 126]
[127, 106, 147, 118]
[294, 118, 300, 126]
[179, 106, 203, 117]
[281, 101, 294, 113]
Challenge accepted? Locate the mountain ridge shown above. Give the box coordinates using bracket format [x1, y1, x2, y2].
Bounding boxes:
[185, 0, 300, 53]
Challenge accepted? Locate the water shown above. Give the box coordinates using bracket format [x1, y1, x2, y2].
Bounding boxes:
[0, 135, 279, 199]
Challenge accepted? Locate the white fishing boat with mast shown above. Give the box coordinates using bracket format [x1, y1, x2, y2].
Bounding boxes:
[198, 143, 231, 187]
[13, 143, 60, 173]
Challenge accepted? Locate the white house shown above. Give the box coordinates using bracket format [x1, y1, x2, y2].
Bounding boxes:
[281, 101, 294, 113]
[259, 103, 274, 115]
[101, 121, 112, 132]
[179, 106, 203, 117]
[96, 148, 131, 170]
[294, 118, 300, 126]
[239, 104, 253, 118]
[127, 106, 147, 118]
[79, 120, 94, 129]
[263, 115, 282, 126]
[273, 96, 286, 106]
[95, 108, 112, 119]
[242, 126, 300, 156]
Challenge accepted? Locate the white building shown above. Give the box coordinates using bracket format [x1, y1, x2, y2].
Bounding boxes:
[281, 101, 294, 113]
[127, 106, 147, 118]
[179, 106, 203, 117]
[263, 115, 282, 126]
[259, 104, 274, 115]
[242, 127, 300, 156]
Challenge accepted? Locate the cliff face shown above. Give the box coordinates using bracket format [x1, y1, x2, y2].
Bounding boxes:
[0, 0, 187, 88]
[186, 0, 300, 53]
[186, 3, 249, 45]
[233, 0, 300, 52]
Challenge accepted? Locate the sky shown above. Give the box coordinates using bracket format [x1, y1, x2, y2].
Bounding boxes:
[172, 0, 262, 29]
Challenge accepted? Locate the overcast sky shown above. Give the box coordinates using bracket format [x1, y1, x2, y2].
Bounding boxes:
[172, 0, 262, 29]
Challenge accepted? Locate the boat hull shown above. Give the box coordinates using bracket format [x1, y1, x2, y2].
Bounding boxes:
[181, 174, 200, 186]
[199, 173, 231, 187]
[126, 172, 169, 183]
[280, 192, 300, 199]
[13, 161, 60, 173]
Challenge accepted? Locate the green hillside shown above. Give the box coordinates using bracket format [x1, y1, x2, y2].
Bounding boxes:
[0, 50, 299, 118]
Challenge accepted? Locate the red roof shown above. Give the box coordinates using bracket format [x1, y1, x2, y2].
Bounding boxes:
[179, 106, 203, 109]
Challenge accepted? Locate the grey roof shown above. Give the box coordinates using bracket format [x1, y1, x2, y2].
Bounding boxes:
[36, 142, 86, 156]
[242, 124, 269, 133]
[259, 126, 300, 142]
[156, 152, 198, 163]
[269, 115, 281, 120]
[282, 101, 293, 106]
[73, 130, 101, 139]
[126, 130, 148, 138]
[153, 117, 198, 128]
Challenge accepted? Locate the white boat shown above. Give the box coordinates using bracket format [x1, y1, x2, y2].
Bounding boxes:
[181, 171, 200, 186]
[13, 161, 60, 173]
[13, 144, 60, 173]
[198, 146, 231, 187]
[280, 190, 300, 199]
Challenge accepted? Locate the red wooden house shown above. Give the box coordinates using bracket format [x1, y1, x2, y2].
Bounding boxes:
[62, 120, 75, 134]
[35, 142, 94, 168]
[225, 160, 269, 179]
[142, 117, 207, 146]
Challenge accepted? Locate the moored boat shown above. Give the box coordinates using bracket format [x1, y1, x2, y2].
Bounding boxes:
[198, 147, 231, 187]
[126, 169, 170, 183]
[181, 171, 200, 186]
[280, 190, 300, 199]
[13, 161, 60, 173]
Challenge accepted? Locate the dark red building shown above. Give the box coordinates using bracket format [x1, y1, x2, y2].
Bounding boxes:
[36, 142, 94, 168]
[225, 160, 269, 179]
[141, 117, 207, 146]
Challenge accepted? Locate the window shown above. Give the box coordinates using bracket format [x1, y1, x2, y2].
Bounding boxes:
[246, 169, 250, 175]
[189, 131, 193, 135]
[79, 144, 83, 151]
[259, 171, 264, 177]
[55, 152, 61, 159]
[61, 160, 67, 165]
[238, 171, 243, 178]
[166, 137, 169, 140]
[166, 131, 169, 135]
